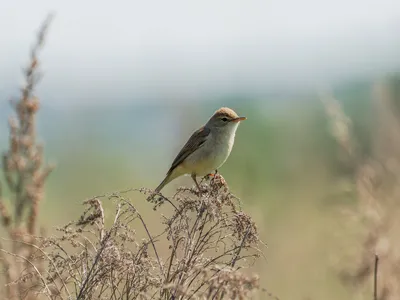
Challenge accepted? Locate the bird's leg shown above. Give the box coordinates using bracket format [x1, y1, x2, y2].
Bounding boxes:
[191, 173, 203, 193]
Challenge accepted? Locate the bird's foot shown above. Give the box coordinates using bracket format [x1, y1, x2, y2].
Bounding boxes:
[206, 170, 218, 177]
[210, 173, 227, 188]
[204, 173, 215, 179]
[204, 169, 218, 179]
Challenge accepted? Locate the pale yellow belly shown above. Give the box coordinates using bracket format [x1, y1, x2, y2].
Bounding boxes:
[181, 156, 225, 176]
[181, 144, 232, 176]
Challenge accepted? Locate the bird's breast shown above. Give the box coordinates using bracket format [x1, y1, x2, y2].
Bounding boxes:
[210, 130, 235, 163]
[185, 127, 236, 176]
[181, 124, 239, 176]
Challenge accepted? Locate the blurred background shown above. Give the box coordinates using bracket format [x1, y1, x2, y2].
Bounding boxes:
[2, 0, 400, 299]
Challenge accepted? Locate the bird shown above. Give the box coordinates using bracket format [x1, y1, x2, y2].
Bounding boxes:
[150, 107, 246, 197]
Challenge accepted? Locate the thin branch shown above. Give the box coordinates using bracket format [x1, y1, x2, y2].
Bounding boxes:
[374, 254, 379, 300]
[0, 248, 52, 299]
[231, 225, 252, 267]
[75, 230, 112, 300]
[1, 237, 71, 297]
[122, 199, 165, 279]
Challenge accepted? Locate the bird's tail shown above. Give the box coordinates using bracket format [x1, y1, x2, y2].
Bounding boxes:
[155, 174, 172, 193]
[147, 173, 173, 201]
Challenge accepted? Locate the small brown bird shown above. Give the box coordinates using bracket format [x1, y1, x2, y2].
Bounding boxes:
[152, 107, 246, 195]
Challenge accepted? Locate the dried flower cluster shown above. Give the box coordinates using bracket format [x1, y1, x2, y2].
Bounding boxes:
[320, 91, 355, 159]
[0, 15, 54, 300]
[13, 175, 263, 300]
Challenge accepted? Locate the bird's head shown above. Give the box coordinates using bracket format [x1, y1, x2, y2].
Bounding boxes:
[206, 107, 246, 130]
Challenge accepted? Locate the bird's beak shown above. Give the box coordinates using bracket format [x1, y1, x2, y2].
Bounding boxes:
[232, 116, 247, 123]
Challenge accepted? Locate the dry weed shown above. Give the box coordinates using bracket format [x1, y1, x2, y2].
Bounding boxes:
[322, 79, 400, 300]
[0, 14, 54, 300]
[11, 175, 263, 299]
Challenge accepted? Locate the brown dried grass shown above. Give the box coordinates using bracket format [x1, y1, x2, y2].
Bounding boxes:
[0, 14, 54, 300]
[322, 78, 400, 300]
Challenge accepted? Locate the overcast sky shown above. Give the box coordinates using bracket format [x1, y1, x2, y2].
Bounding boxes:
[1, 0, 400, 105]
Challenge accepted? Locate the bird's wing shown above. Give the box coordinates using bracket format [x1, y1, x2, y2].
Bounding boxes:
[167, 126, 211, 175]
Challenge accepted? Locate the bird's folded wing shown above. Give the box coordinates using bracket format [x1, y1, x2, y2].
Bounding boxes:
[167, 126, 211, 174]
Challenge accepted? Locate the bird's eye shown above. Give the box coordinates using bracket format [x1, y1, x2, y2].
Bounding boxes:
[221, 117, 228, 122]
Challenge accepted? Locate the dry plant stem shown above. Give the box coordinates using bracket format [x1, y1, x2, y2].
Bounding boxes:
[121, 199, 165, 278]
[76, 231, 111, 300]
[1, 237, 71, 297]
[213, 225, 252, 300]
[76, 198, 116, 299]
[231, 224, 252, 267]
[374, 254, 379, 300]
[0, 14, 54, 300]
[0, 249, 51, 298]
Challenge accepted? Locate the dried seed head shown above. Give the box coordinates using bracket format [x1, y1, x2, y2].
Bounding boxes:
[26, 97, 40, 113]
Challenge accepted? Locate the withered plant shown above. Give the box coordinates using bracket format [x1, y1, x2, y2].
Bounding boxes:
[20, 175, 263, 299]
[0, 15, 54, 300]
[321, 79, 400, 300]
